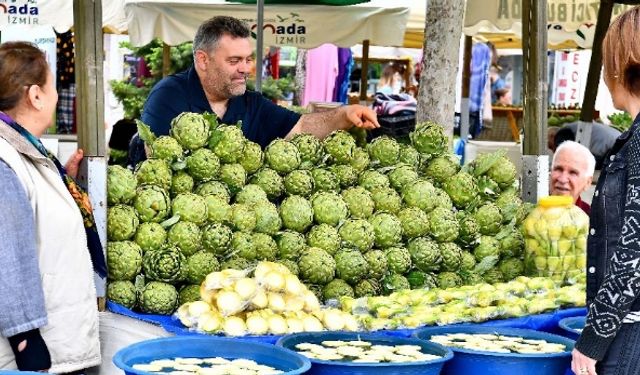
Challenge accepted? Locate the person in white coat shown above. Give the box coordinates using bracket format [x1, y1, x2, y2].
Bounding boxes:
[0, 41, 104, 373]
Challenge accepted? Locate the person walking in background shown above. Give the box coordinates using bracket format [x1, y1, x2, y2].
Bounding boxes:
[377, 64, 399, 95]
[0, 41, 103, 373]
[571, 6, 640, 375]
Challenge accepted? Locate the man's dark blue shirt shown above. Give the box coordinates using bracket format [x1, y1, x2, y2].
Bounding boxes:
[141, 67, 301, 148]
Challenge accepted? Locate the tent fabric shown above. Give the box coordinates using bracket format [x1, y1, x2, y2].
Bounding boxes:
[123, 0, 410, 48]
[0, 0, 128, 33]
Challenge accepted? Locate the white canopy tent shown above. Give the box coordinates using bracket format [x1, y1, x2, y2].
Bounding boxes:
[124, 0, 410, 48]
[0, 0, 127, 33]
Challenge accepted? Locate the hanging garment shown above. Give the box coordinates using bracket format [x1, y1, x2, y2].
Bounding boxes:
[333, 48, 353, 104]
[295, 49, 307, 106]
[468, 43, 491, 138]
[56, 84, 75, 134]
[302, 43, 339, 106]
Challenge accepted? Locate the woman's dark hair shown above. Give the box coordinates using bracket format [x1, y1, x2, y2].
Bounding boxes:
[603, 6, 640, 94]
[0, 41, 48, 111]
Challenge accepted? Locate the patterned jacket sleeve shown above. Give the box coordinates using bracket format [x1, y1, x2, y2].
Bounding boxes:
[0, 160, 48, 337]
[575, 127, 640, 361]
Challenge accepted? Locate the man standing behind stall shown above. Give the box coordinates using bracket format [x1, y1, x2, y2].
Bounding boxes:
[130, 15, 378, 165]
[549, 140, 596, 214]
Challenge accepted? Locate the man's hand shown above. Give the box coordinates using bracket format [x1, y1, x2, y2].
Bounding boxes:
[571, 348, 597, 375]
[64, 149, 84, 180]
[343, 105, 380, 130]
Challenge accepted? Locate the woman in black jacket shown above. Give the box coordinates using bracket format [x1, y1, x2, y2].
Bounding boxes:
[571, 6, 640, 375]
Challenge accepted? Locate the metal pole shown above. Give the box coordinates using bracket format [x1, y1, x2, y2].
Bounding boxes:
[521, 0, 549, 203]
[73, 0, 107, 300]
[255, 0, 264, 92]
[359, 40, 370, 104]
[460, 35, 472, 141]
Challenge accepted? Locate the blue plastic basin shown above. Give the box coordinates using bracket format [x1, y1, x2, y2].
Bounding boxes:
[277, 331, 453, 375]
[413, 326, 575, 375]
[558, 316, 586, 340]
[113, 336, 310, 375]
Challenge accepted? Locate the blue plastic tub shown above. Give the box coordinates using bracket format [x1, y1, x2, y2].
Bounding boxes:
[277, 331, 453, 375]
[113, 336, 310, 375]
[558, 316, 586, 340]
[413, 326, 574, 375]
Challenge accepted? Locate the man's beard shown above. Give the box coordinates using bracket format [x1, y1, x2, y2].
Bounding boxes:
[205, 72, 247, 99]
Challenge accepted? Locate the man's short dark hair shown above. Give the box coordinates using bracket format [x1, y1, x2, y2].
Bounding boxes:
[193, 16, 251, 56]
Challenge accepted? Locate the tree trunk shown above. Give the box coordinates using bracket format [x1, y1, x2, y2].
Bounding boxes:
[416, 0, 465, 138]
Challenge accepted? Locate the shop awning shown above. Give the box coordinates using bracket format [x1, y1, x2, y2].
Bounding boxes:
[0, 0, 128, 33]
[124, 0, 410, 48]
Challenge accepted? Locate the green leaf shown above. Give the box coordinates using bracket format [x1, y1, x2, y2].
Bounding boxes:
[474, 255, 499, 274]
[136, 120, 156, 145]
[160, 215, 181, 229]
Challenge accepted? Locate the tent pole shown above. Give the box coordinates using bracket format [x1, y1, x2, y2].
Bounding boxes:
[73, 0, 107, 304]
[460, 35, 472, 141]
[521, 0, 549, 203]
[162, 43, 171, 78]
[359, 39, 370, 104]
[255, 0, 264, 92]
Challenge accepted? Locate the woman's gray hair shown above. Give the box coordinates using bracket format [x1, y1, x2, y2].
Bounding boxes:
[552, 140, 596, 177]
[193, 16, 251, 58]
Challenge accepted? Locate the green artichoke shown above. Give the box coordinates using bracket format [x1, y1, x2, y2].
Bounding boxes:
[234, 184, 269, 206]
[238, 140, 264, 174]
[341, 186, 375, 219]
[427, 207, 459, 242]
[382, 274, 411, 295]
[204, 195, 232, 224]
[338, 219, 375, 252]
[407, 237, 441, 272]
[249, 168, 284, 199]
[369, 212, 403, 248]
[323, 130, 356, 164]
[186, 148, 220, 182]
[179, 284, 202, 305]
[151, 136, 183, 162]
[252, 232, 278, 261]
[284, 170, 314, 197]
[368, 136, 400, 166]
[183, 251, 220, 284]
[443, 171, 478, 209]
[401, 179, 438, 213]
[385, 246, 412, 274]
[410, 121, 448, 156]
[107, 241, 142, 281]
[311, 191, 349, 227]
[440, 242, 463, 271]
[307, 224, 341, 255]
[328, 164, 359, 188]
[107, 165, 137, 205]
[195, 181, 230, 202]
[139, 281, 179, 315]
[133, 185, 171, 223]
[229, 203, 256, 232]
[323, 279, 355, 301]
[107, 280, 137, 309]
[311, 168, 340, 193]
[279, 195, 314, 233]
[290, 133, 323, 169]
[107, 204, 139, 241]
[398, 144, 421, 168]
[387, 165, 419, 191]
[170, 112, 210, 151]
[487, 156, 517, 188]
[358, 170, 390, 192]
[350, 147, 371, 173]
[424, 154, 460, 184]
[474, 203, 503, 235]
[172, 193, 208, 225]
[275, 230, 307, 261]
[135, 159, 172, 190]
[171, 171, 194, 197]
[473, 235, 501, 263]
[134, 222, 167, 253]
[231, 232, 255, 260]
[167, 221, 202, 256]
[354, 279, 381, 297]
[208, 125, 246, 163]
[219, 163, 247, 195]
[142, 247, 185, 283]
[364, 249, 388, 280]
[371, 187, 403, 214]
[397, 207, 430, 239]
[437, 272, 463, 289]
[298, 247, 336, 285]
[202, 223, 233, 256]
[264, 139, 301, 174]
[254, 201, 282, 235]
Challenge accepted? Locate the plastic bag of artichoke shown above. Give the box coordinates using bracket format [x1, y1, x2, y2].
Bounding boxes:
[522, 196, 589, 283]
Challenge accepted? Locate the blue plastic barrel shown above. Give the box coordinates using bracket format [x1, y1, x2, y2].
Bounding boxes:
[413, 326, 575, 375]
[277, 331, 453, 375]
[113, 336, 310, 375]
[558, 316, 586, 340]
